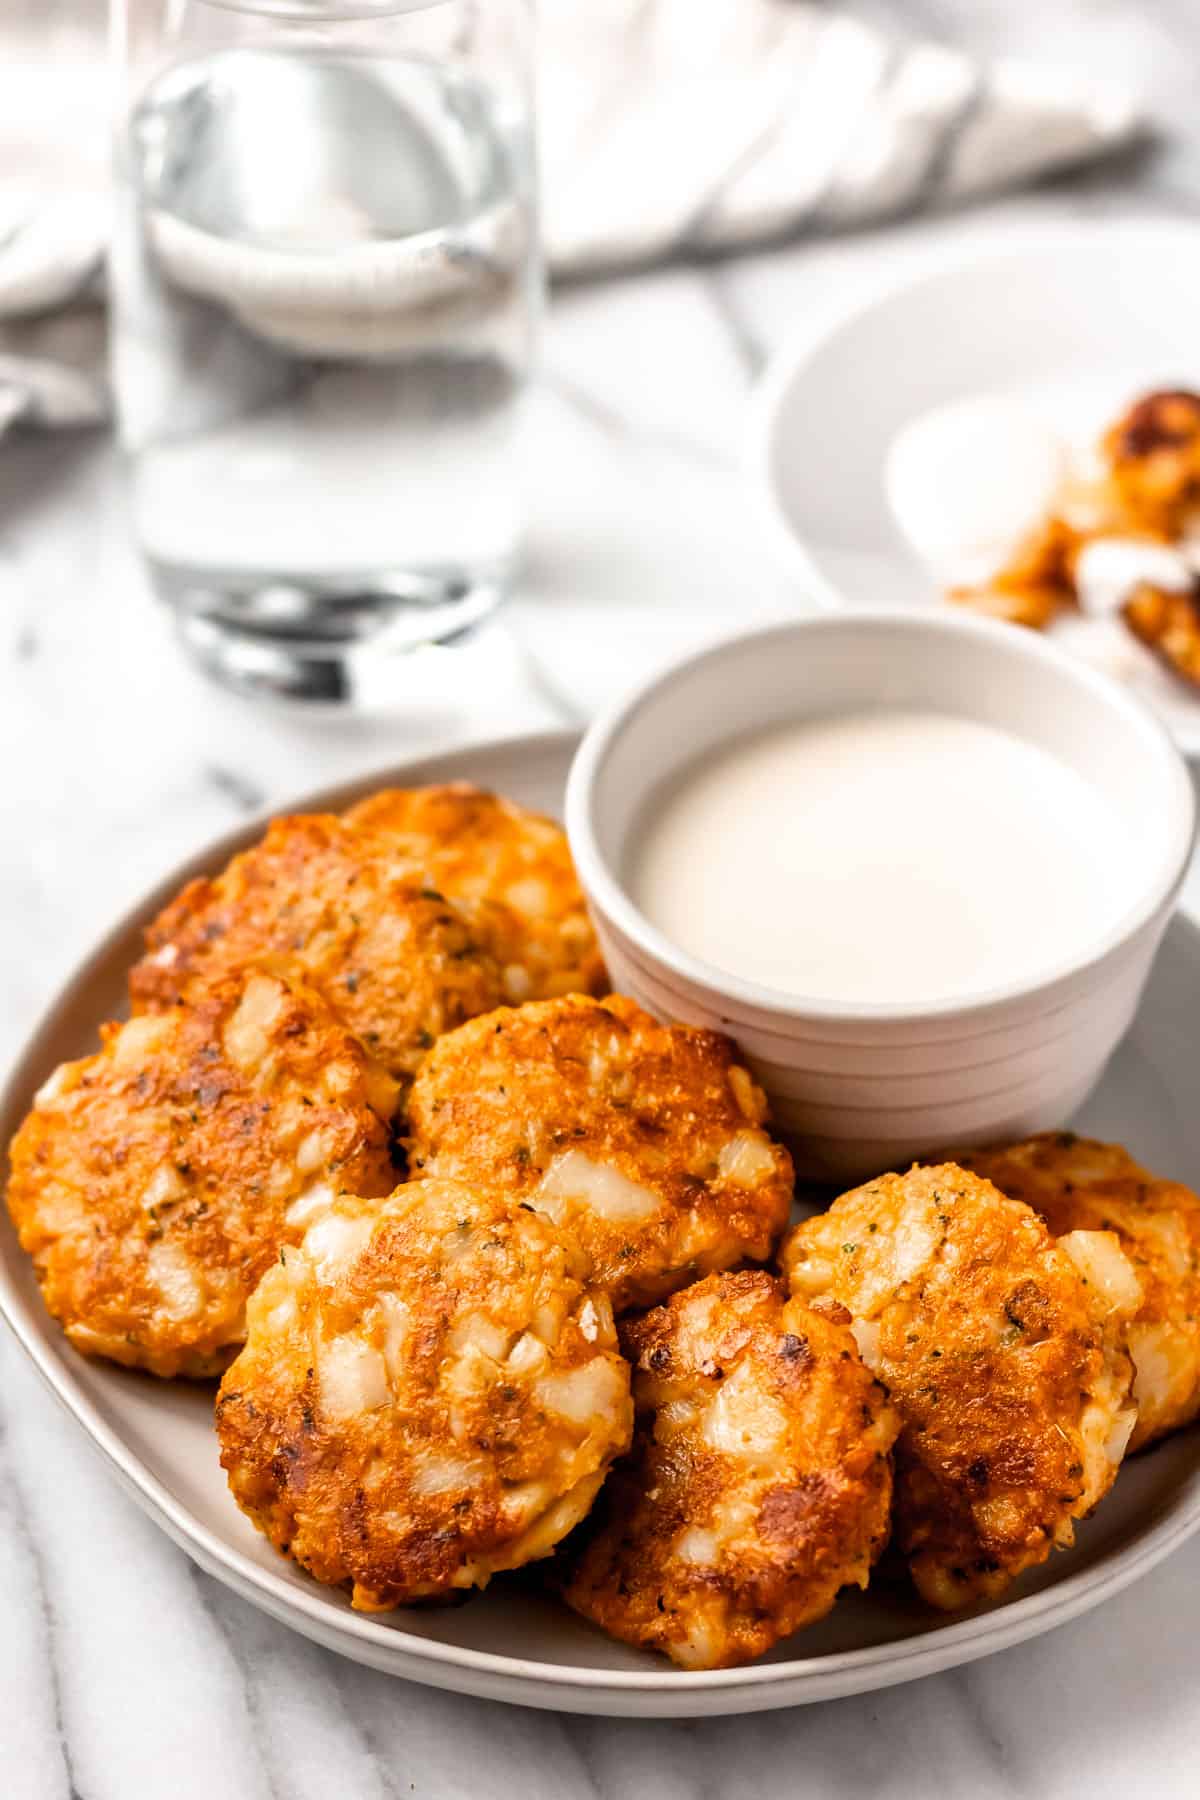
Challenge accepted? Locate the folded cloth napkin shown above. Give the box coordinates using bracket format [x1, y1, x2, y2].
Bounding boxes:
[0, 0, 1138, 434]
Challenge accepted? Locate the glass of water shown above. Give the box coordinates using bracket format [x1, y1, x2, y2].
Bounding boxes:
[109, 0, 539, 703]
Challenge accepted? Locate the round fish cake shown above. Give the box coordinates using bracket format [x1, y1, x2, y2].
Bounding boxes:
[343, 783, 606, 1003]
[782, 1164, 1139, 1611]
[406, 994, 793, 1313]
[216, 1180, 633, 1609]
[562, 1270, 899, 1669]
[6, 966, 399, 1379]
[955, 1132, 1200, 1451]
[129, 813, 503, 1085]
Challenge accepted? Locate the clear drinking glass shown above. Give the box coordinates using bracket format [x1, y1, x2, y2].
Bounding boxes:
[109, 0, 539, 703]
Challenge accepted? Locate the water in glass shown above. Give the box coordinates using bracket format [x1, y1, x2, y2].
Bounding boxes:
[111, 33, 537, 700]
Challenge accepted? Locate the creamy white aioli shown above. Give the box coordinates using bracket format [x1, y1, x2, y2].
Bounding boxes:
[629, 711, 1127, 1005]
[885, 395, 1065, 580]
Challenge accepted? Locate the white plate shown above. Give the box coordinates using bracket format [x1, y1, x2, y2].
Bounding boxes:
[749, 221, 1200, 757]
[3, 729, 1200, 1717]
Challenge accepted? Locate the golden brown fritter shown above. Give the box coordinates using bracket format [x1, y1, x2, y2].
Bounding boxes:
[954, 1132, 1200, 1451]
[407, 995, 793, 1313]
[949, 514, 1083, 630]
[562, 1271, 898, 1669]
[343, 783, 606, 1003]
[1102, 389, 1200, 537]
[1122, 580, 1200, 689]
[129, 813, 503, 1085]
[6, 967, 398, 1379]
[216, 1180, 633, 1609]
[782, 1164, 1139, 1611]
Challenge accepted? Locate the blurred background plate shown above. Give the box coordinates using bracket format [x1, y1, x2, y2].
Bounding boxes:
[750, 220, 1200, 757]
[3, 728, 1200, 1717]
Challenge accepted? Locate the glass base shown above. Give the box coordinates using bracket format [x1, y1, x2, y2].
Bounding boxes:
[153, 560, 508, 705]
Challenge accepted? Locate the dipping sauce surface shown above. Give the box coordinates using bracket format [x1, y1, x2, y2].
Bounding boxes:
[629, 710, 1128, 1005]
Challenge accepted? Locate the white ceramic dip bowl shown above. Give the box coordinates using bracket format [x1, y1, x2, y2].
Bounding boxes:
[566, 610, 1196, 1180]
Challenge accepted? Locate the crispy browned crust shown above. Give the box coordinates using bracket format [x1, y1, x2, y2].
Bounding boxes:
[561, 1271, 898, 1668]
[949, 515, 1083, 630]
[1102, 389, 1200, 537]
[954, 1132, 1200, 1451]
[343, 784, 606, 1003]
[407, 995, 793, 1313]
[782, 1165, 1137, 1610]
[1122, 581, 1200, 689]
[216, 1181, 633, 1609]
[5, 966, 398, 1378]
[129, 813, 503, 1083]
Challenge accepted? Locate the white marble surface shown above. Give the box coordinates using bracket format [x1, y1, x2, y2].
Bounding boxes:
[7, 4, 1200, 1795]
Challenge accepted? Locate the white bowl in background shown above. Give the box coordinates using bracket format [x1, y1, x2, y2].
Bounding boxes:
[566, 610, 1196, 1179]
[747, 220, 1200, 757]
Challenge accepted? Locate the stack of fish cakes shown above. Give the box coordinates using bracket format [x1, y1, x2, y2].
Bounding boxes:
[8, 782, 1200, 1670]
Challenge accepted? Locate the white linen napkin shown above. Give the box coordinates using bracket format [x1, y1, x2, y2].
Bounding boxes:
[0, 1, 1139, 433]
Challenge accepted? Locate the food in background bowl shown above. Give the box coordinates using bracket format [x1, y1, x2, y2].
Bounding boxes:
[948, 388, 1200, 690]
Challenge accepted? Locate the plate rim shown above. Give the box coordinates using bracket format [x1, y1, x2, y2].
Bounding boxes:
[3, 725, 1200, 1715]
[743, 216, 1200, 758]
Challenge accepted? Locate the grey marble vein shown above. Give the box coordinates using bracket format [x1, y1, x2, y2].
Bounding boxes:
[0, 1412, 80, 1800]
[184, 1567, 286, 1800]
[542, 368, 734, 470]
[701, 271, 769, 380]
[203, 764, 268, 816]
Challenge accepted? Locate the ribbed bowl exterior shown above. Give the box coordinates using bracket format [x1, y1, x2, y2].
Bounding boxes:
[593, 906, 1170, 1179]
[567, 614, 1196, 1185]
